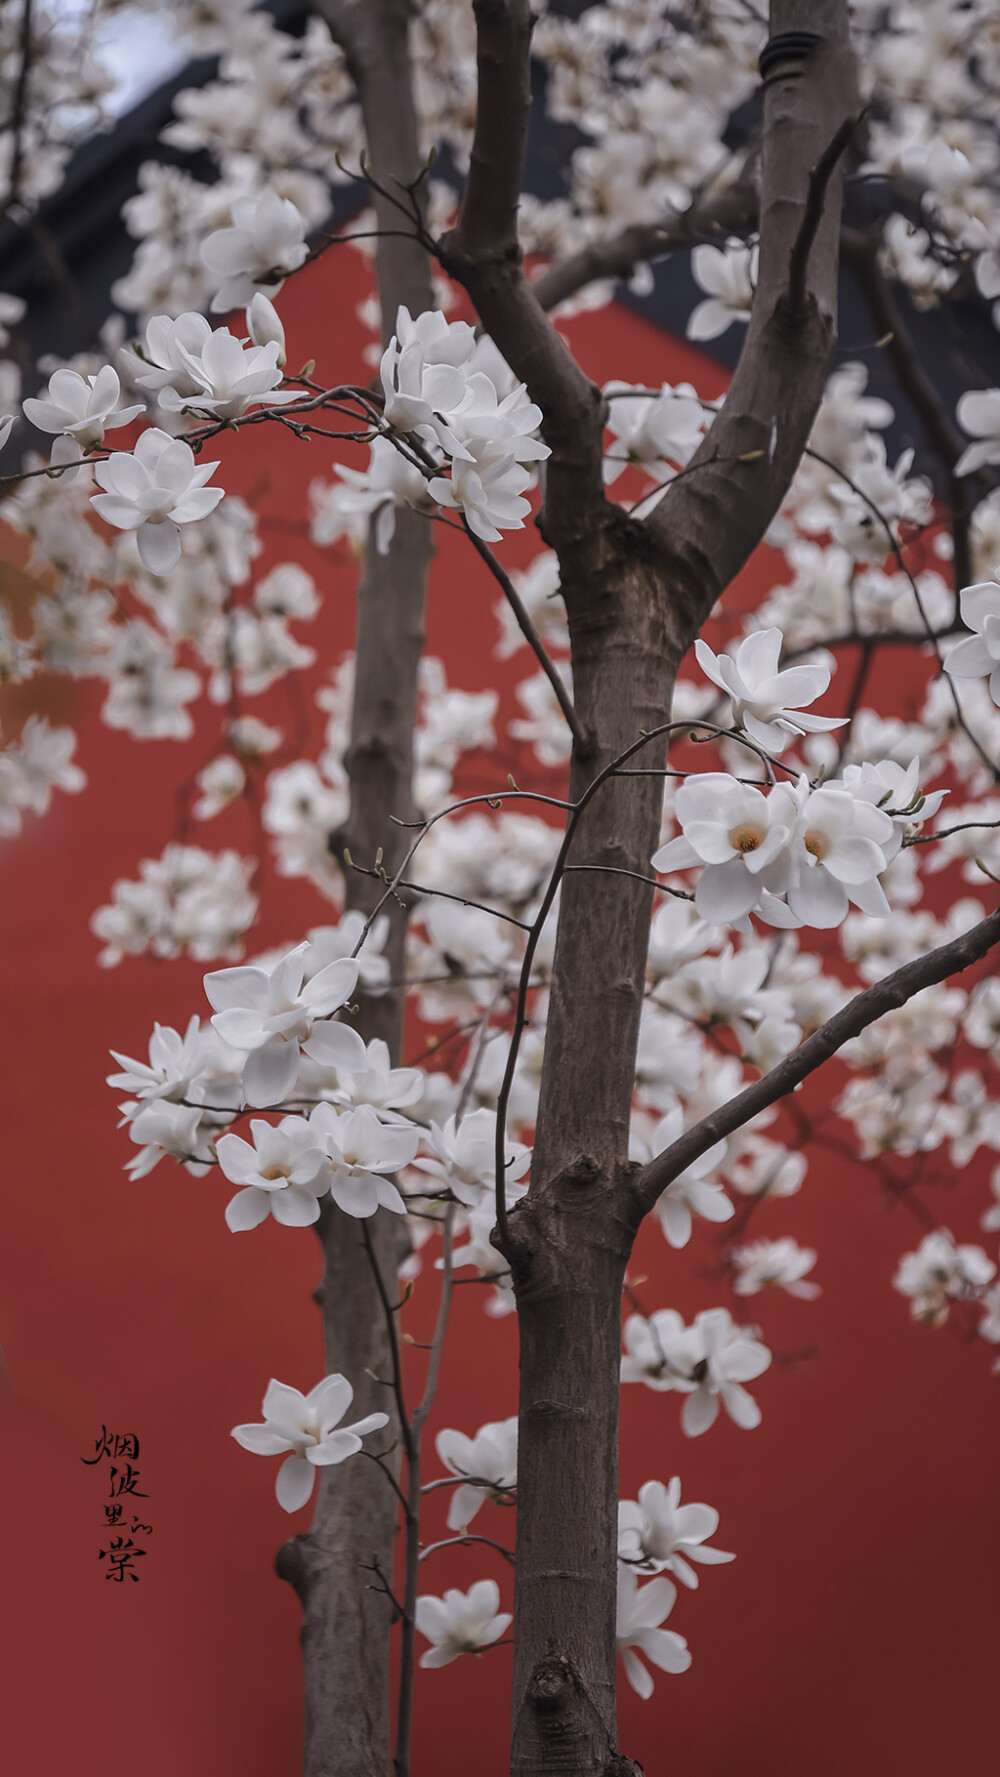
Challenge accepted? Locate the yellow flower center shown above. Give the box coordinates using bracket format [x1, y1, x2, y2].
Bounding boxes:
[804, 832, 827, 859]
[730, 826, 763, 854]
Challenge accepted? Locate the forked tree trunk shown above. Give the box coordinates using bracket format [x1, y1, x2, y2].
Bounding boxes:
[436, 4, 854, 1770]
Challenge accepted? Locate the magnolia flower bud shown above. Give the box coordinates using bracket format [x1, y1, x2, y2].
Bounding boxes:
[247, 293, 286, 367]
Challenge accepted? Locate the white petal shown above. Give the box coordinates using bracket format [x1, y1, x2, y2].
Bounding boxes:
[275, 1452, 316, 1512]
[225, 1187, 273, 1232]
[243, 1038, 300, 1108]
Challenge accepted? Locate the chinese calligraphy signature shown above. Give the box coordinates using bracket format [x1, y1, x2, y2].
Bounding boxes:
[82, 1426, 153, 1582]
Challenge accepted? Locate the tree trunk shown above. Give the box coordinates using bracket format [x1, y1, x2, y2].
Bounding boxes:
[276, 3, 434, 1772]
[435, 3, 853, 1764]
[506, 536, 686, 1776]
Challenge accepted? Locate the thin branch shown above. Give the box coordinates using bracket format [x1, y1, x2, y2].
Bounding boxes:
[361, 1448, 410, 1515]
[631, 902, 1000, 1220]
[361, 1556, 409, 1624]
[907, 818, 1000, 847]
[421, 1474, 516, 1497]
[348, 861, 532, 931]
[804, 445, 1000, 782]
[438, 0, 607, 536]
[4, 0, 35, 216]
[360, 1222, 415, 1470]
[787, 117, 857, 319]
[419, 1534, 515, 1565]
[840, 225, 972, 590]
[529, 169, 758, 314]
[460, 517, 586, 752]
[564, 863, 692, 899]
[395, 1203, 455, 1777]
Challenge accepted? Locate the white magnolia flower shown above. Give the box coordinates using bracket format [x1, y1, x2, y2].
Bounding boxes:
[982, 1167, 1000, 1234]
[428, 437, 535, 543]
[435, 1417, 518, 1529]
[652, 773, 794, 924]
[837, 757, 946, 850]
[246, 294, 286, 365]
[6, 714, 85, 811]
[446, 374, 549, 470]
[204, 941, 365, 1107]
[979, 1283, 1000, 1367]
[955, 389, 1000, 477]
[91, 428, 224, 574]
[305, 912, 391, 995]
[109, 1015, 208, 1106]
[731, 1237, 820, 1298]
[694, 628, 845, 753]
[646, 898, 717, 981]
[193, 754, 246, 819]
[449, 1198, 516, 1316]
[687, 240, 758, 340]
[124, 1099, 205, 1181]
[108, 1014, 241, 1119]
[778, 781, 894, 928]
[379, 315, 472, 438]
[669, 942, 794, 1030]
[630, 1107, 733, 1249]
[893, 1229, 996, 1325]
[879, 214, 958, 309]
[126, 314, 222, 400]
[200, 191, 308, 312]
[616, 1567, 691, 1698]
[156, 326, 295, 420]
[384, 307, 477, 427]
[618, 1478, 734, 1586]
[415, 1580, 511, 1668]
[216, 1115, 329, 1231]
[232, 1374, 388, 1512]
[621, 1307, 771, 1435]
[411, 1108, 531, 1208]
[603, 380, 706, 485]
[943, 577, 1000, 706]
[330, 1037, 424, 1118]
[313, 436, 430, 556]
[307, 1102, 417, 1217]
[23, 364, 142, 449]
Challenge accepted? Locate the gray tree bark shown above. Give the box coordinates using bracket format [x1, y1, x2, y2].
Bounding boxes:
[441, 4, 855, 1771]
[275, 5, 434, 1774]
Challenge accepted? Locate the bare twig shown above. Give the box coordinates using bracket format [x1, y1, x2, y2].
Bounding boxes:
[787, 117, 858, 319]
[419, 1533, 515, 1564]
[840, 225, 972, 591]
[394, 1203, 455, 1776]
[631, 902, 1000, 1220]
[459, 517, 586, 752]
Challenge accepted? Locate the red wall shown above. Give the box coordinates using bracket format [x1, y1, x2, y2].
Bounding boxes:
[1, 246, 997, 1777]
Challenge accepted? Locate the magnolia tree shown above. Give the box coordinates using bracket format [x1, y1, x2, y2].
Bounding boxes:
[3, 1, 1000, 1773]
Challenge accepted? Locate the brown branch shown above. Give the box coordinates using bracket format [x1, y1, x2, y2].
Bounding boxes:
[643, 9, 855, 626]
[395, 1204, 455, 1777]
[840, 224, 972, 591]
[631, 902, 1000, 1221]
[419, 1534, 515, 1564]
[803, 444, 1000, 783]
[4, 0, 35, 216]
[787, 116, 857, 318]
[530, 172, 759, 314]
[459, 517, 586, 752]
[438, 0, 607, 543]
